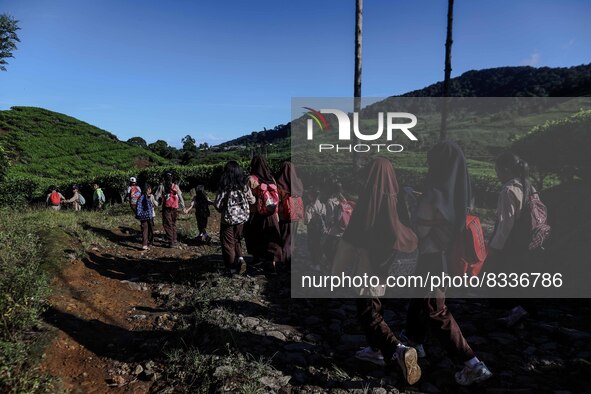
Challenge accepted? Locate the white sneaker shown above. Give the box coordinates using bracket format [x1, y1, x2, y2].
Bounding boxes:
[395, 345, 421, 385]
[355, 346, 385, 366]
[399, 330, 426, 358]
[142, 245, 149, 250]
[455, 361, 492, 386]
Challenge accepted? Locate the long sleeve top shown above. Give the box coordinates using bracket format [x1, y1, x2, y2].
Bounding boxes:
[489, 178, 532, 251]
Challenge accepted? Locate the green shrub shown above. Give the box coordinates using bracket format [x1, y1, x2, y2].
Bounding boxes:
[0, 209, 53, 393]
[513, 109, 591, 183]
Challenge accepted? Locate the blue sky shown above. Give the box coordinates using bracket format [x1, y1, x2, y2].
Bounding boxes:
[0, 0, 589, 146]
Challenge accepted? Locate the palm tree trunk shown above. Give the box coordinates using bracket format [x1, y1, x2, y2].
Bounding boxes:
[353, 0, 363, 169]
[440, 0, 454, 141]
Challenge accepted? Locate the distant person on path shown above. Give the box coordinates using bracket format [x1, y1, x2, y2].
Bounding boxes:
[324, 182, 353, 263]
[64, 185, 84, 211]
[402, 140, 492, 386]
[245, 155, 282, 272]
[304, 188, 327, 269]
[344, 157, 421, 386]
[155, 172, 185, 248]
[46, 187, 65, 210]
[127, 176, 142, 214]
[136, 183, 157, 250]
[184, 185, 213, 243]
[487, 152, 548, 326]
[214, 161, 255, 275]
[276, 161, 304, 267]
[92, 183, 106, 210]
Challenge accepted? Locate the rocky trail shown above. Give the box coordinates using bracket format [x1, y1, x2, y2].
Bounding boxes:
[38, 213, 591, 393]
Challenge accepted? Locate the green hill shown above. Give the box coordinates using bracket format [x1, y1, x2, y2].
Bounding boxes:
[402, 64, 591, 97]
[0, 107, 168, 182]
[220, 64, 591, 149]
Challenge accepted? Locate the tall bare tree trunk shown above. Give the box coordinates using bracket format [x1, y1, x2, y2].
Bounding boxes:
[353, 0, 363, 169]
[440, 0, 454, 141]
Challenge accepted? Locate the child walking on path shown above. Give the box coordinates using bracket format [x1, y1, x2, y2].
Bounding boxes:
[304, 188, 327, 269]
[64, 185, 83, 211]
[276, 161, 304, 266]
[245, 155, 283, 272]
[46, 187, 65, 210]
[127, 176, 142, 214]
[155, 172, 185, 248]
[403, 140, 492, 386]
[93, 183, 106, 210]
[342, 158, 421, 385]
[214, 161, 255, 275]
[185, 185, 213, 243]
[136, 184, 158, 250]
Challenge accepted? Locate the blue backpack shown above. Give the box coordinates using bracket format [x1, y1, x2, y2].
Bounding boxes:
[135, 195, 153, 221]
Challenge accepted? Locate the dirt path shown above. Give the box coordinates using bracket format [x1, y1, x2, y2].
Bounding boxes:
[37, 215, 591, 393]
[39, 223, 206, 393]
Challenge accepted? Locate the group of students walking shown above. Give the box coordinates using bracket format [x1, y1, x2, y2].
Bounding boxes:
[47, 141, 543, 387]
[121, 156, 303, 275]
[329, 140, 543, 386]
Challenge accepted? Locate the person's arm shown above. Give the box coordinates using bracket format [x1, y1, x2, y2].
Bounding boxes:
[489, 187, 522, 251]
[154, 185, 162, 202]
[213, 191, 225, 212]
[46, 194, 51, 205]
[149, 194, 158, 207]
[244, 186, 256, 205]
[184, 199, 195, 214]
[176, 184, 185, 210]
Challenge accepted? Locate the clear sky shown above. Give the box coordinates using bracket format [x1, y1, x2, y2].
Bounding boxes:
[1, 0, 589, 147]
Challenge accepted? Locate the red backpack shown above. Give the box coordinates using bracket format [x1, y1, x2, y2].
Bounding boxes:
[279, 195, 304, 222]
[337, 200, 355, 229]
[129, 185, 141, 209]
[50, 191, 61, 206]
[252, 176, 279, 216]
[447, 214, 487, 277]
[164, 184, 179, 209]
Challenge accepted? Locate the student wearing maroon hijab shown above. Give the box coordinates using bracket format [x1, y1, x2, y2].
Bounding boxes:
[245, 155, 283, 271]
[402, 140, 492, 386]
[276, 161, 304, 266]
[344, 157, 422, 385]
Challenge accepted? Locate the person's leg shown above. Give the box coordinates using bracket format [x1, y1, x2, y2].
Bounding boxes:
[162, 209, 173, 244]
[356, 298, 400, 361]
[148, 219, 154, 245]
[220, 223, 236, 271]
[171, 209, 178, 244]
[141, 220, 149, 247]
[427, 289, 475, 362]
[235, 223, 246, 274]
[356, 297, 421, 385]
[197, 215, 207, 235]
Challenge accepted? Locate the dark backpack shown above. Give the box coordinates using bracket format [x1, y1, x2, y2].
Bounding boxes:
[136, 195, 153, 221]
[512, 191, 551, 251]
